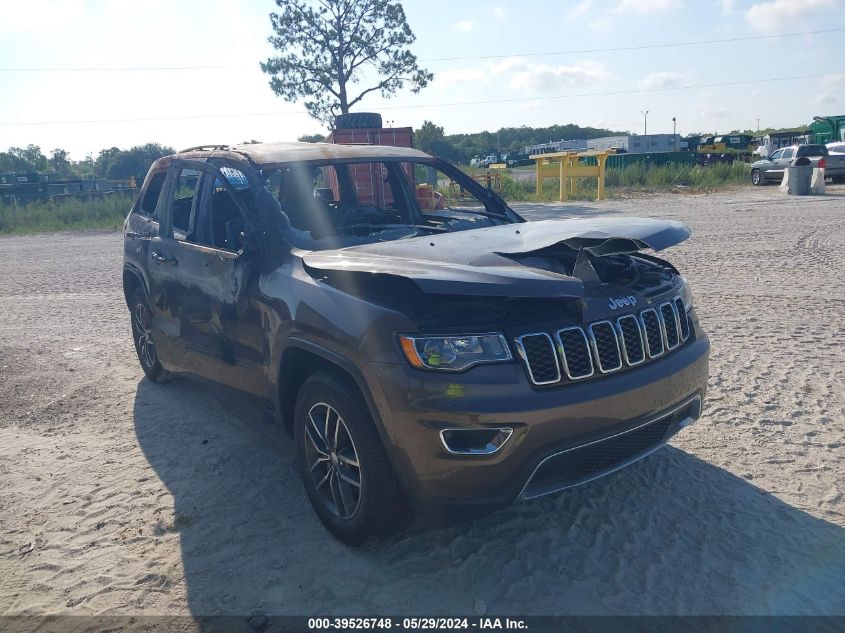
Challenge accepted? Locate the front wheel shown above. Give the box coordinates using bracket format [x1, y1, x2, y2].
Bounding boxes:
[129, 287, 170, 382]
[294, 371, 408, 544]
[751, 169, 764, 186]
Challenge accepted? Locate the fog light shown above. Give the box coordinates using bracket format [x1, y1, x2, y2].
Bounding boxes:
[439, 427, 513, 455]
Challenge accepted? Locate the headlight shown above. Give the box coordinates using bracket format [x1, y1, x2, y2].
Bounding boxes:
[399, 333, 512, 371]
[680, 276, 695, 308]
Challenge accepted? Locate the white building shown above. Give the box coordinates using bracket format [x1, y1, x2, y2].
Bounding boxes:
[588, 134, 681, 153]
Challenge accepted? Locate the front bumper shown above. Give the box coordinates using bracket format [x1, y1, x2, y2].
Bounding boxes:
[365, 334, 710, 525]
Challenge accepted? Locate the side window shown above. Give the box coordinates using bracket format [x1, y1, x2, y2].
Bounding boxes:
[781, 148, 794, 160]
[410, 163, 488, 215]
[770, 150, 784, 160]
[193, 166, 249, 251]
[138, 171, 167, 217]
[170, 168, 201, 238]
[273, 163, 340, 234]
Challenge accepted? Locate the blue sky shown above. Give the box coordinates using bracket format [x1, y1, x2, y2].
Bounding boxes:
[0, 0, 843, 159]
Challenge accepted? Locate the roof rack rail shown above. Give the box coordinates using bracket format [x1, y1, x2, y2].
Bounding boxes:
[179, 144, 230, 153]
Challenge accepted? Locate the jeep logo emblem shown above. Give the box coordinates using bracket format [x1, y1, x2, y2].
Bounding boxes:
[608, 295, 637, 310]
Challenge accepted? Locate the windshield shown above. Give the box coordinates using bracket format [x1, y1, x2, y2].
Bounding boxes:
[258, 158, 519, 250]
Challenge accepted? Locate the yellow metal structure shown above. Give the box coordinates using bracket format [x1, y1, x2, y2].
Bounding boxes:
[530, 150, 613, 201]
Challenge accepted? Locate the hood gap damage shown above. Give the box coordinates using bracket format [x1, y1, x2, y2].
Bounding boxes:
[303, 217, 690, 299]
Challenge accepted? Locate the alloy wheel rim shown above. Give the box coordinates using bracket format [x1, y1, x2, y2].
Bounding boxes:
[304, 402, 362, 520]
[132, 303, 157, 369]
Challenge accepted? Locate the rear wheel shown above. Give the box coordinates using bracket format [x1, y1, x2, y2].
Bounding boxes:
[294, 371, 407, 544]
[129, 287, 170, 382]
[751, 169, 765, 186]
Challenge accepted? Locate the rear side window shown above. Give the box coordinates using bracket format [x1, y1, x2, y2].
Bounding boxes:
[171, 168, 202, 236]
[797, 145, 825, 157]
[139, 171, 166, 217]
[782, 148, 794, 160]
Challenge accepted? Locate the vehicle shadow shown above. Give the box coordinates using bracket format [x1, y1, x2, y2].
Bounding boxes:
[133, 377, 845, 619]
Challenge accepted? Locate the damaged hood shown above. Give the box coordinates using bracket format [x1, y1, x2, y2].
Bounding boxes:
[302, 217, 690, 298]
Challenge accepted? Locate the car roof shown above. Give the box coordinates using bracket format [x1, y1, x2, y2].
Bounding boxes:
[177, 141, 432, 166]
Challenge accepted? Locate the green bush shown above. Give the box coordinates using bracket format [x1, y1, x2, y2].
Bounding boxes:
[0, 194, 132, 234]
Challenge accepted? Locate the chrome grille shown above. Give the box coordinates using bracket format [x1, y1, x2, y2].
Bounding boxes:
[659, 302, 680, 349]
[589, 321, 622, 373]
[515, 333, 560, 385]
[640, 309, 664, 358]
[516, 296, 692, 386]
[556, 327, 593, 379]
[674, 297, 691, 340]
[617, 314, 645, 365]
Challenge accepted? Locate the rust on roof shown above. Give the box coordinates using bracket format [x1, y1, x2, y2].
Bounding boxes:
[182, 141, 431, 165]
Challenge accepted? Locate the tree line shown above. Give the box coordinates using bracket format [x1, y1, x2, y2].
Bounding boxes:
[0, 143, 175, 181]
[299, 121, 629, 164]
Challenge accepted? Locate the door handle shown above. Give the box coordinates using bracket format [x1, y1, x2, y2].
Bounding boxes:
[151, 251, 177, 265]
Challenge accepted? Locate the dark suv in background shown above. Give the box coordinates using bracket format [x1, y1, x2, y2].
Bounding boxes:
[123, 142, 709, 543]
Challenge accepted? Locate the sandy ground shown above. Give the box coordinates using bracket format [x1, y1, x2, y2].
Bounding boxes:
[1, 185, 843, 619]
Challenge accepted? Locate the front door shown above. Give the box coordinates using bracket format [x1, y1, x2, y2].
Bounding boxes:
[772, 147, 793, 179]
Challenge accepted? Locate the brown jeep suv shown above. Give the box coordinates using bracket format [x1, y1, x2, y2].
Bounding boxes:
[122, 142, 709, 543]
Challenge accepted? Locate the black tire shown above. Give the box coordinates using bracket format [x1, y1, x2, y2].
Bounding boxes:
[129, 287, 170, 382]
[751, 169, 765, 186]
[294, 371, 407, 544]
[334, 112, 382, 130]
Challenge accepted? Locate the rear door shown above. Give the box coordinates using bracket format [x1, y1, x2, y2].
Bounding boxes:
[145, 159, 266, 395]
[124, 166, 168, 289]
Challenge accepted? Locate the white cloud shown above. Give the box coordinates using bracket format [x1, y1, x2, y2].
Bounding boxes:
[814, 73, 845, 106]
[491, 57, 609, 91]
[454, 20, 476, 32]
[693, 103, 731, 120]
[639, 71, 688, 90]
[0, 0, 84, 33]
[581, 0, 680, 29]
[614, 0, 682, 14]
[491, 6, 506, 18]
[745, 0, 838, 33]
[569, 0, 595, 18]
[435, 68, 491, 87]
[718, 0, 737, 13]
[107, 0, 163, 17]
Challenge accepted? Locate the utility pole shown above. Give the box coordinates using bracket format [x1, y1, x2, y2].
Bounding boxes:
[756, 118, 760, 132]
[672, 116, 677, 150]
[640, 110, 649, 136]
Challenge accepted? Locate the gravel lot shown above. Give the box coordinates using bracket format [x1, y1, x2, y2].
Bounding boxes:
[1, 185, 843, 618]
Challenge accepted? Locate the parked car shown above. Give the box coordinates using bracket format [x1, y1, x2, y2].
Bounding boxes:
[123, 142, 710, 544]
[750, 144, 845, 185]
[826, 141, 845, 155]
[477, 153, 500, 168]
